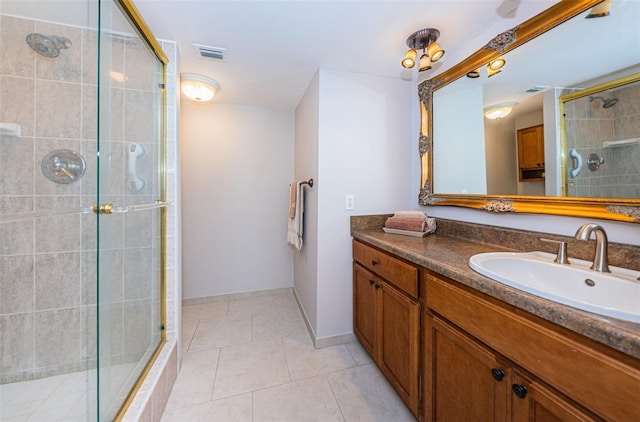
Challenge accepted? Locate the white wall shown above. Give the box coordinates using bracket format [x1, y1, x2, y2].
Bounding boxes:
[294, 72, 320, 332]
[315, 69, 414, 339]
[484, 117, 518, 195]
[180, 102, 294, 299]
[433, 84, 486, 194]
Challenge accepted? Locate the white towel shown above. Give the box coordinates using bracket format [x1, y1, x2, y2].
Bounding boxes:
[287, 181, 304, 251]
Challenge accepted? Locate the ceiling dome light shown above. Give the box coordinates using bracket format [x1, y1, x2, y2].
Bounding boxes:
[180, 73, 219, 103]
[484, 102, 517, 120]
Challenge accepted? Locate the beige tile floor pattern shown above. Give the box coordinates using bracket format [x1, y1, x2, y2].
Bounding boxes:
[161, 292, 416, 422]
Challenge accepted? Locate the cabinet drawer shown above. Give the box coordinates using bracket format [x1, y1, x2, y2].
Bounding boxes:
[426, 274, 640, 421]
[353, 240, 418, 299]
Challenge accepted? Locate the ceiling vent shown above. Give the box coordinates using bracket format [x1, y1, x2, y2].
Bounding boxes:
[193, 43, 226, 61]
[526, 85, 550, 93]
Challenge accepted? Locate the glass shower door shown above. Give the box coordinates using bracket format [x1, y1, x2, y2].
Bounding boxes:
[95, 0, 165, 419]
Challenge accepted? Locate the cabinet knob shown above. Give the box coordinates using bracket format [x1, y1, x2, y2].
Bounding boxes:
[491, 368, 504, 381]
[369, 279, 375, 286]
[375, 283, 381, 289]
[512, 384, 528, 399]
[371, 260, 378, 266]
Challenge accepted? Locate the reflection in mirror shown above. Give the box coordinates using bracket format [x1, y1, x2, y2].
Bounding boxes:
[422, 0, 640, 222]
[563, 77, 640, 198]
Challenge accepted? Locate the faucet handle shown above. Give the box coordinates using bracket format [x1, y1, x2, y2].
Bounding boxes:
[540, 238, 570, 265]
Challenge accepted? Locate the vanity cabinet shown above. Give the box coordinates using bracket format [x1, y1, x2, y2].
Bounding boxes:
[423, 271, 640, 422]
[517, 124, 545, 181]
[352, 240, 420, 417]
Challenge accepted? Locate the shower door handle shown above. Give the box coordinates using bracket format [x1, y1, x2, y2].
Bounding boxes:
[93, 200, 168, 214]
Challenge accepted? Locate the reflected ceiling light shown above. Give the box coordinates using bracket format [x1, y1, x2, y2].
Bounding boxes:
[484, 102, 517, 119]
[110, 71, 128, 83]
[487, 57, 506, 77]
[180, 73, 219, 103]
[401, 28, 445, 73]
[586, 0, 612, 18]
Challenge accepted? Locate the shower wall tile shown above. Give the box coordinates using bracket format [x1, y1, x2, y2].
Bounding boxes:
[122, 299, 152, 361]
[0, 219, 34, 256]
[0, 16, 35, 78]
[124, 90, 153, 142]
[81, 305, 97, 361]
[0, 76, 35, 136]
[34, 138, 82, 196]
[34, 22, 81, 83]
[35, 197, 81, 253]
[124, 210, 153, 248]
[35, 252, 81, 310]
[0, 195, 33, 214]
[108, 87, 125, 141]
[82, 85, 98, 140]
[0, 313, 35, 375]
[0, 135, 34, 195]
[81, 248, 124, 306]
[35, 307, 82, 368]
[81, 29, 98, 86]
[125, 38, 154, 91]
[0, 255, 34, 314]
[124, 247, 152, 301]
[35, 79, 81, 139]
[80, 140, 97, 196]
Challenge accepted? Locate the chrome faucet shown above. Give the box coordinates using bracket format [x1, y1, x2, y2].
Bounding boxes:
[574, 223, 610, 272]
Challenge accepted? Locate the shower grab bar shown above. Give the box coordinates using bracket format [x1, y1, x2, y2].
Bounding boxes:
[0, 200, 168, 223]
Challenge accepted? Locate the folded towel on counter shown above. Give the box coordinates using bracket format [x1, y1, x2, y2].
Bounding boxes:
[391, 210, 429, 221]
[385, 216, 436, 233]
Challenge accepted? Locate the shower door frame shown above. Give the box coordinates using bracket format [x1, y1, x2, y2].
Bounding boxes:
[102, 1, 169, 420]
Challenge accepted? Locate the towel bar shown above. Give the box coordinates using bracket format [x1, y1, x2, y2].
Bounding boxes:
[301, 178, 313, 188]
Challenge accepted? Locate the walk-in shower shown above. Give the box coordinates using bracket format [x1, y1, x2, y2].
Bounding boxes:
[1, 0, 167, 420]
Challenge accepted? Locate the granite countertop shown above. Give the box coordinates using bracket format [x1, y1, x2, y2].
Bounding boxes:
[352, 228, 640, 360]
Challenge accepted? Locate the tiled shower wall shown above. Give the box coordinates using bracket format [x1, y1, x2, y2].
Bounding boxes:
[0, 14, 160, 384]
[565, 81, 640, 197]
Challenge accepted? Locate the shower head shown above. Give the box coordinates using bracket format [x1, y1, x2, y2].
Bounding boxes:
[26, 33, 72, 58]
[589, 95, 619, 109]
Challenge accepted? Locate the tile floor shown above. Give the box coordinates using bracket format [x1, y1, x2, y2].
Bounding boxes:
[161, 292, 416, 421]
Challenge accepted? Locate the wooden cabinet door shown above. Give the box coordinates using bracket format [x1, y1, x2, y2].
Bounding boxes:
[378, 281, 420, 416]
[353, 263, 379, 359]
[511, 371, 598, 422]
[424, 316, 509, 422]
[517, 125, 544, 169]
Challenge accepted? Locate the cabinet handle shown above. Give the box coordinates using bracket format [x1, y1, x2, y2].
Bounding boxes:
[369, 279, 375, 286]
[375, 283, 381, 289]
[491, 368, 504, 381]
[512, 384, 528, 399]
[371, 259, 378, 266]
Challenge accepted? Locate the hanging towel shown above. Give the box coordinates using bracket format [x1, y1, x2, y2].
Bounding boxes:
[288, 182, 297, 218]
[287, 181, 304, 251]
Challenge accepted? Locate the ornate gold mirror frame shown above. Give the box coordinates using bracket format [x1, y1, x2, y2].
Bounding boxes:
[419, 0, 640, 223]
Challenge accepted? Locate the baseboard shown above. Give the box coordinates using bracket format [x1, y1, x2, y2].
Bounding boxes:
[182, 287, 293, 306]
[292, 289, 354, 349]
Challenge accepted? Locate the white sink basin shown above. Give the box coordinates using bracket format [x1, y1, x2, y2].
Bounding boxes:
[469, 251, 640, 323]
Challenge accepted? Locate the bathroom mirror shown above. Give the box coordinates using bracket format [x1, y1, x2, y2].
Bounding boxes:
[419, 0, 640, 223]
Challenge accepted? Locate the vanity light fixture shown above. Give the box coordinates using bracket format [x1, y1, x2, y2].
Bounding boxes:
[484, 102, 517, 120]
[401, 28, 445, 72]
[180, 73, 220, 103]
[487, 58, 506, 77]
